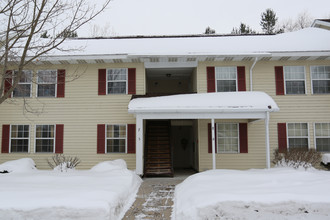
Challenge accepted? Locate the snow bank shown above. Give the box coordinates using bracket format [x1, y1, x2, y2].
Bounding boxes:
[0, 159, 142, 220]
[322, 154, 330, 164]
[0, 158, 36, 173]
[173, 168, 330, 220]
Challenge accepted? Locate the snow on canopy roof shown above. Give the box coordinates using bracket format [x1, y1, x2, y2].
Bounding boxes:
[128, 92, 279, 113]
[45, 28, 330, 57]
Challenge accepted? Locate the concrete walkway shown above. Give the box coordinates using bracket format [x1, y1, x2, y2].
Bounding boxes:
[123, 170, 195, 220]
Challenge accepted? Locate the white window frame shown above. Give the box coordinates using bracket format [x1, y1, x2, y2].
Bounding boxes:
[35, 124, 56, 153]
[283, 66, 306, 95]
[12, 70, 33, 98]
[105, 124, 127, 153]
[286, 123, 310, 150]
[106, 68, 128, 95]
[310, 65, 330, 94]
[215, 67, 238, 92]
[314, 123, 330, 152]
[9, 125, 30, 153]
[36, 70, 57, 97]
[216, 123, 240, 154]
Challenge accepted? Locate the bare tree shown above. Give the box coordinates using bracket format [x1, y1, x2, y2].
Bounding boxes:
[89, 23, 116, 37]
[0, 0, 111, 105]
[281, 11, 314, 33]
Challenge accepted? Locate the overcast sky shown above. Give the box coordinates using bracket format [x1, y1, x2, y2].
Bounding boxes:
[79, 0, 330, 37]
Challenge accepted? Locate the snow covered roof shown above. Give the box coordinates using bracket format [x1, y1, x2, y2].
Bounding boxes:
[33, 28, 330, 64]
[128, 92, 279, 116]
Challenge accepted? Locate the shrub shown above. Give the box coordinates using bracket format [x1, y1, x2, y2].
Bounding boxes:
[47, 154, 81, 172]
[273, 148, 321, 169]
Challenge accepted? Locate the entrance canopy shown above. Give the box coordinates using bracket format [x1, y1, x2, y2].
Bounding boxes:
[128, 92, 279, 175]
[128, 91, 279, 120]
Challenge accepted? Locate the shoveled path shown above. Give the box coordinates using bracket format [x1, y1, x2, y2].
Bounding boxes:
[123, 170, 195, 220]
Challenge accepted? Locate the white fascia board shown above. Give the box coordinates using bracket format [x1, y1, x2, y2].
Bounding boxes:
[132, 111, 267, 120]
[32, 54, 129, 62]
[128, 108, 278, 114]
[270, 51, 330, 57]
[144, 61, 198, 68]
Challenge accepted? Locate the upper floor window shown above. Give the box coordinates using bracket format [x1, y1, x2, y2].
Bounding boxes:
[287, 123, 309, 150]
[215, 67, 237, 92]
[315, 123, 330, 152]
[107, 68, 127, 94]
[10, 125, 29, 153]
[217, 123, 239, 153]
[37, 70, 57, 97]
[35, 125, 55, 153]
[311, 66, 330, 94]
[13, 70, 32, 98]
[284, 66, 306, 94]
[106, 124, 126, 153]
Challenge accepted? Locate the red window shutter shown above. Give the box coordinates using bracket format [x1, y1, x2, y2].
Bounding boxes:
[207, 67, 215, 93]
[237, 66, 246, 91]
[4, 70, 12, 98]
[208, 123, 217, 153]
[239, 123, 248, 153]
[57, 69, 65, 98]
[97, 124, 105, 154]
[127, 68, 136, 95]
[55, 124, 64, 153]
[275, 66, 285, 95]
[1, 125, 10, 153]
[98, 69, 106, 95]
[277, 123, 287, 153]
[127, 124, 136, 153]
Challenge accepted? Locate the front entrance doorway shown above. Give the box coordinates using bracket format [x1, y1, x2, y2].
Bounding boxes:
[144, 120, 197, 177]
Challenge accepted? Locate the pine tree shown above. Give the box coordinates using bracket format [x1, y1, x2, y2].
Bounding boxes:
[204, 26, 216, 34]
[231, 23, 256, 35]
[260, 9, 278, 34]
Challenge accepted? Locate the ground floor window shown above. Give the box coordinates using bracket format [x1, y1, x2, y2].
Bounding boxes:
[35, 125, 55, 153]
[10, 125, 29, 152]
[287, 123, 309, 149]
[106, 124, 126, 153]
[217, 123, 239, 153]
[315, 123, 330, 152]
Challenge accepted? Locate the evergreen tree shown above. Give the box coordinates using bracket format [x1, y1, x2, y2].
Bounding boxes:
[204, 26, 216, 34]
[231, 23, 256, 35]
[57, 30, 78, 38]
[40, 31, 50, 38]
[260, 9, 278, 34]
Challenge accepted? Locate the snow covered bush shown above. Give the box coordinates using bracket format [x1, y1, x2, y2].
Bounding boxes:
[273, 149, 321, 169]
[47, 154, 81, 172]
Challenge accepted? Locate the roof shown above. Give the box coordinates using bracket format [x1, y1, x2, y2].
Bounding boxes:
[30, 27, 330, 65]
[311, 19, 330, 31]
[128, 92, 279, 118]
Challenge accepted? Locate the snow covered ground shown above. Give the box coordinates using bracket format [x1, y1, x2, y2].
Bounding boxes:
[0, 158, 142, 220]
[173, 168, 330, 220]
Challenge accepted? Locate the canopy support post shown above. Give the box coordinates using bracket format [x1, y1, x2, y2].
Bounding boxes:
[136, 115, 144, 175]
[265, 111, 271, 169]
[211, 118, 216, 170]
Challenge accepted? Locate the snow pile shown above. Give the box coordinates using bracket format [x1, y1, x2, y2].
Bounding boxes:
[0, 159, 142, 220]
[322, 154, 330, 164]
[173, 168, 330, 220]
[90, 159, 127, 172]
[0, 158, 36, 173]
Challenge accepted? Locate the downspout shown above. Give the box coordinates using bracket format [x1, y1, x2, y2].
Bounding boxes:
[249, 57, 258, 91]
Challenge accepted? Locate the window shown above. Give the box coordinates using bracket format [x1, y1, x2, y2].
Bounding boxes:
[12, 70, 32, 97]
[217, 123, 239, 153]
[37, 70, 57, 97]
[35, 125, 55, 153]
[315, 123, 330, 152]
[284, 66, 305, 94]
[106, 124, 126, 153]
[215, 67, 237, 92]
[10, 125, 29, 153]
[287, 123, 309, 149]
[311, 66, 330, 94]
[107, 68, 127, 94]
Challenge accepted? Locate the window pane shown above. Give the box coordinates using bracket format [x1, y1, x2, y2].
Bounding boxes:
[38, 84, 56, 97]
[217, 80, 236, 92]
[108, 82, 126, 94]
[13, 84, 31, 97]
[36, 139, 54, 152]
[107, 139, 125, 153]
[288, 138, 308, 149]
[107, 69, 126, 81]
[284, 66, 305, 80]
[316, 138, 330, 152]
[217, 123, 239, 153]
[285, 81, 305, 94]
[312, 80, 330, 94]
[37, 70, 57, 83]
[11, 139, 29, 152]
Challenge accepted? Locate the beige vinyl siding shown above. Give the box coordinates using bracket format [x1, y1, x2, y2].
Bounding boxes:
[0, 62, 145, 169]
[197, 60, 330, 171]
